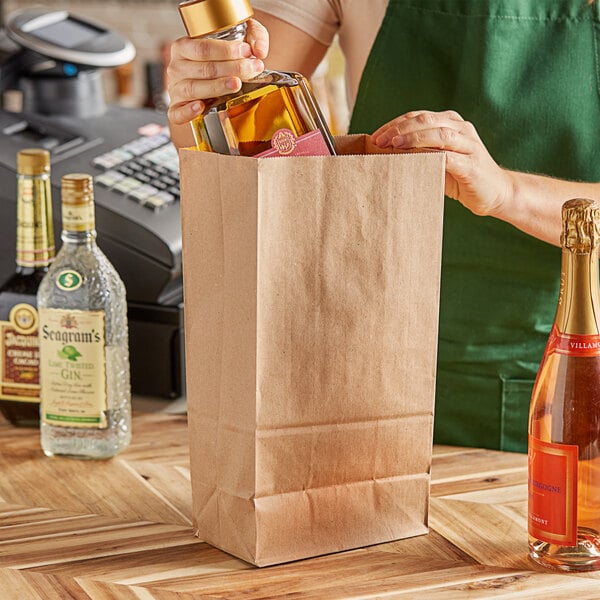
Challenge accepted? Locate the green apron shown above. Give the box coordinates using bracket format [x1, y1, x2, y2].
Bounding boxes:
[350, 0, 600, 452]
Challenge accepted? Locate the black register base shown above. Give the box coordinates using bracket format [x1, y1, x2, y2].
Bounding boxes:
[0, 106, 185, 399]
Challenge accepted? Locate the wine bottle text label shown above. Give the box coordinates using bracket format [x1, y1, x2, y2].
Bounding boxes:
[545, 325, 600, 357]
[528, 435, 578, 546]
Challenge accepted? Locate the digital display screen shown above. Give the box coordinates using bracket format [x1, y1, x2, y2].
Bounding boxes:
[31, 19, 102, 49]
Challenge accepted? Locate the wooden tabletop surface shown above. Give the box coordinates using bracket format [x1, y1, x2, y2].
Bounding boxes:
[1, 409, 600, 599]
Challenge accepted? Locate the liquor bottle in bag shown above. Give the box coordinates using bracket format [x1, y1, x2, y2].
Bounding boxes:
[178, 0, 337, 157]
[528, 198, 600, 571]
[37, 174, 131, 459]
[0, 149, 55, 427]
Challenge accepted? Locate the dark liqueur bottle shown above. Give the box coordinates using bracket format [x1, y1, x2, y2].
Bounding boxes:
[0, 149, 55, 427]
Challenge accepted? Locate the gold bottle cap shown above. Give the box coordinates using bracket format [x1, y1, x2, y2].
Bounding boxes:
[178, 0, 253, 38]
[561, 198, 600, 252]
[61, 173, 95, 232]
[17, 148, 50, 176]
[61, 173, 94, 205]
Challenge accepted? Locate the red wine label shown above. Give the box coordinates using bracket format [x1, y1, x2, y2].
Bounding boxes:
[528, 435, 578, 546]
[256, 128, 331, 157]
[545, 325, 600, 357]
[0, 303, 40, 402]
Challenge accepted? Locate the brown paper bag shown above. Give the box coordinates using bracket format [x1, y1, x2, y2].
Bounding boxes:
[179, 135, 445, 566]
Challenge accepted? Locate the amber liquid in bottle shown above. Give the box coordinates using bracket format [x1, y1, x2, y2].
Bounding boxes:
[0, 149, 55, 427]
[528, 198, 600, 571]
[194, 67, 336, 157]
[178, 0, 336, 157]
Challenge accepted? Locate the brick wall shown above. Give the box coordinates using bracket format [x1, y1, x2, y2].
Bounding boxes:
[3, 1, 184, 107]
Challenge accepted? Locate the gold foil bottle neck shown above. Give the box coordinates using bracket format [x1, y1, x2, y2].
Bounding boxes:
[561, 198, 600, 253]
[17, 148, 50, 176]
[61, 173, 94, 206]
[178, 0, 253, 37]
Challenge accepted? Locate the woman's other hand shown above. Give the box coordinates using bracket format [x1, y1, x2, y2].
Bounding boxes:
[371, 110, 514, 219]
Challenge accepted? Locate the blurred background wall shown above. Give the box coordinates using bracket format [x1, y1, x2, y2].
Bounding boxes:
[2, 0, 349, 133]
[4, 1, 185, 110]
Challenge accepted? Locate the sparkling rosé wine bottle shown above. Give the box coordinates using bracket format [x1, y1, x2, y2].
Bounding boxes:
[178, 0, 336, 157]
[37, 174, 131, 459]
[0, 149, 55, 427]
[528, 198, 600, 571]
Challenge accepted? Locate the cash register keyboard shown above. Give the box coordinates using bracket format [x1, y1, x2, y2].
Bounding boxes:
[92, 125, 179, 211]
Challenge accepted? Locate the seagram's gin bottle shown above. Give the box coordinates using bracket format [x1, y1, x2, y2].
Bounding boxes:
[37, 173, 131, 459]
[178, 0, 336, 157]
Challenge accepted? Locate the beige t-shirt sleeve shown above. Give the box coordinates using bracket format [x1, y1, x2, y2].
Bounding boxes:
[252, 0, 342, 46]
[252, 0, 388, 108]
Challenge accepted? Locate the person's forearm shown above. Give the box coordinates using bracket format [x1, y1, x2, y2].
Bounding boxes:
[494, 171, 600, 247]
[371, 111, 600, 247]
[254, 10, 328, 76]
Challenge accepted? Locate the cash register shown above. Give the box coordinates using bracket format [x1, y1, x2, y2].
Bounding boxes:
[0, 8, 185, 399]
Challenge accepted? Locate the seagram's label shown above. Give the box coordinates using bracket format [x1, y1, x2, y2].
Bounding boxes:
[56, 269, 83, 292]
[39, 307, 107, 428]
[528, 435, 578, 546]
[61, 203, 95, 232]
[0, 303, 40, 402]
[256, 128, 330, 157]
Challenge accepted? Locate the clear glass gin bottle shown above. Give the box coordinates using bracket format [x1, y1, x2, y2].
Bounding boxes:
[37, 174, 131, 459]
[178, 0, 337, 157]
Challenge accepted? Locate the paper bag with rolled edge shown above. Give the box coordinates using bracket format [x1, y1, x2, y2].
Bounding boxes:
[179, 135, 445, 567]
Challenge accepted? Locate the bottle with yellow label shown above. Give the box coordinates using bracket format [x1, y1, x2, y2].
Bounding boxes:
[37, 173, 131, 458]
[0, 149, 55, 427]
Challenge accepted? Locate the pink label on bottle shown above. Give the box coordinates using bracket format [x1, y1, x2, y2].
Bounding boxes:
[528, 436, 578, 546]
[545, 325, 600, 357]
[256, 129, 330, 158]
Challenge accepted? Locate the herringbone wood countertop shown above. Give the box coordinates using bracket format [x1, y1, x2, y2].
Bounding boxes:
[1, 410, 599, 599]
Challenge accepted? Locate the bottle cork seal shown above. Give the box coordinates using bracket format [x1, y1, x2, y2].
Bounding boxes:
[178, 0, 253, 38]
[561, 198, 600, 252]
[17, 148, 50, 176]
